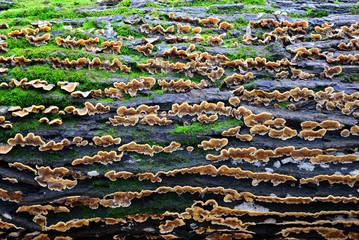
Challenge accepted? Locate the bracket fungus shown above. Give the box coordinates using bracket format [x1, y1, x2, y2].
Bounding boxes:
[197, 114, 218, 123]
[208, 34, 225, 46]
[26, 33, 50, 46]
[198, 138, 228, 151]
[8, 133, 45, 147]
[93, 136, 121, 147]
[0, 144, 13, 154]
[136, 43, 154, 56]
[57, 81, 79, 93]
[219, 22, 234, 30]
[114, 77, 156, 96]
[38, 139, 71, 151]
[177, 23, 191, 33]
[35, 166, 78, 191]
[320, 65, 342, 79]
[224, 73, 253, 85]
[72, 151, 123, 165]
[268, 127, 297, 140]
[200, 17, 221, 27]
[0, 188, 22, 202]
[140, 24, 174, 35]
[140, 114, 172, 126]
[299, 129, 327, 141]
[118, 141, 163, 156]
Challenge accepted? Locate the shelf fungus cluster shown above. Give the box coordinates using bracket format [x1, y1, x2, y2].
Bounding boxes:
[55, 36, 122, 54]
[0, 3, 358, 240]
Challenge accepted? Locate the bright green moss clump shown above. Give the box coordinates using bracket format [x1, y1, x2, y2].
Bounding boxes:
[172, 119, 243, 135]
[0, 88, 51, 107]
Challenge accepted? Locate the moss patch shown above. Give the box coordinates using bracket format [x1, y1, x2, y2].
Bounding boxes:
[171, 118, 243, 135]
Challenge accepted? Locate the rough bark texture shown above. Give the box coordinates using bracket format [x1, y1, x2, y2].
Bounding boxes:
[0, 0, 358, 239]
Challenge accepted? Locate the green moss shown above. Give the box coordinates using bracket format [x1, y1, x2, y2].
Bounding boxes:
[155, 89, 164, 95]
[98, 97, 114, 103]
[350, 6, 359, 14]
[87, 163, 112, 174]
[207, 2, 266, 14]
[92, 179, 108, 187]
[96, 126, 116, 136]
[261, 71, 272, 80]
[56, 179, 192, 219]
[207, 6, 238, 14]
[277, 101, 291, 108]
[93, 178, 146, 192]
[305, 8, 329, 17]
[12, 119, 42, 132]
[137, 160, 149, 167]
[171, 118, 243, 135]
[121, 93, 132, 101]
[106, 193, 193, 217]
[0, 88, 70, 108]
[145, 0, 266, 8]
[120, 45, 141, 56]
[146, 89, 165, 99]
[233, 16, 249, 27]
[176, 153, 191, 163]
[0, 6, 57, 20]
[3, 147, 36, 159]
[118, 0, 132, 7]
[0, 112, 64, 140]
[348, 74, 359, 82]
[3, 39, 125, 62]
[243, 79, 256, 90]
[8, 65, 119, 91]
[61, 30, 92, 40]
[14, 0, 96, 9]
[42, 149, 81, 163]
[107, 127, 115, 136]
[131, 127, 152, 139]
[0, 118, 42, 140]
[131, 153, 143, 160]
[74, 206, 99, 219]
[313, 86, 327, 92]
[208, 6, 273, 15]
[187, 74, 206, 83]
[82, 18, 105, 30]
[246, 7, 274, 14]
[242, 0, 266, 4]
[0, 3, 143, 20]
[227, 46, 257, 60]
[288, 12, 301, 18]
[113, 23, 143, 38]
[6, 147, 73, 163]
[50, 22, 65, 31]
[5, 37, 30, 49]
[145, 2, 163, 8]
[151, 9, 161, 18]
[1, 18, 31, 28]
[177, 137, 202, 146]
[193, 0, 265, 6]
